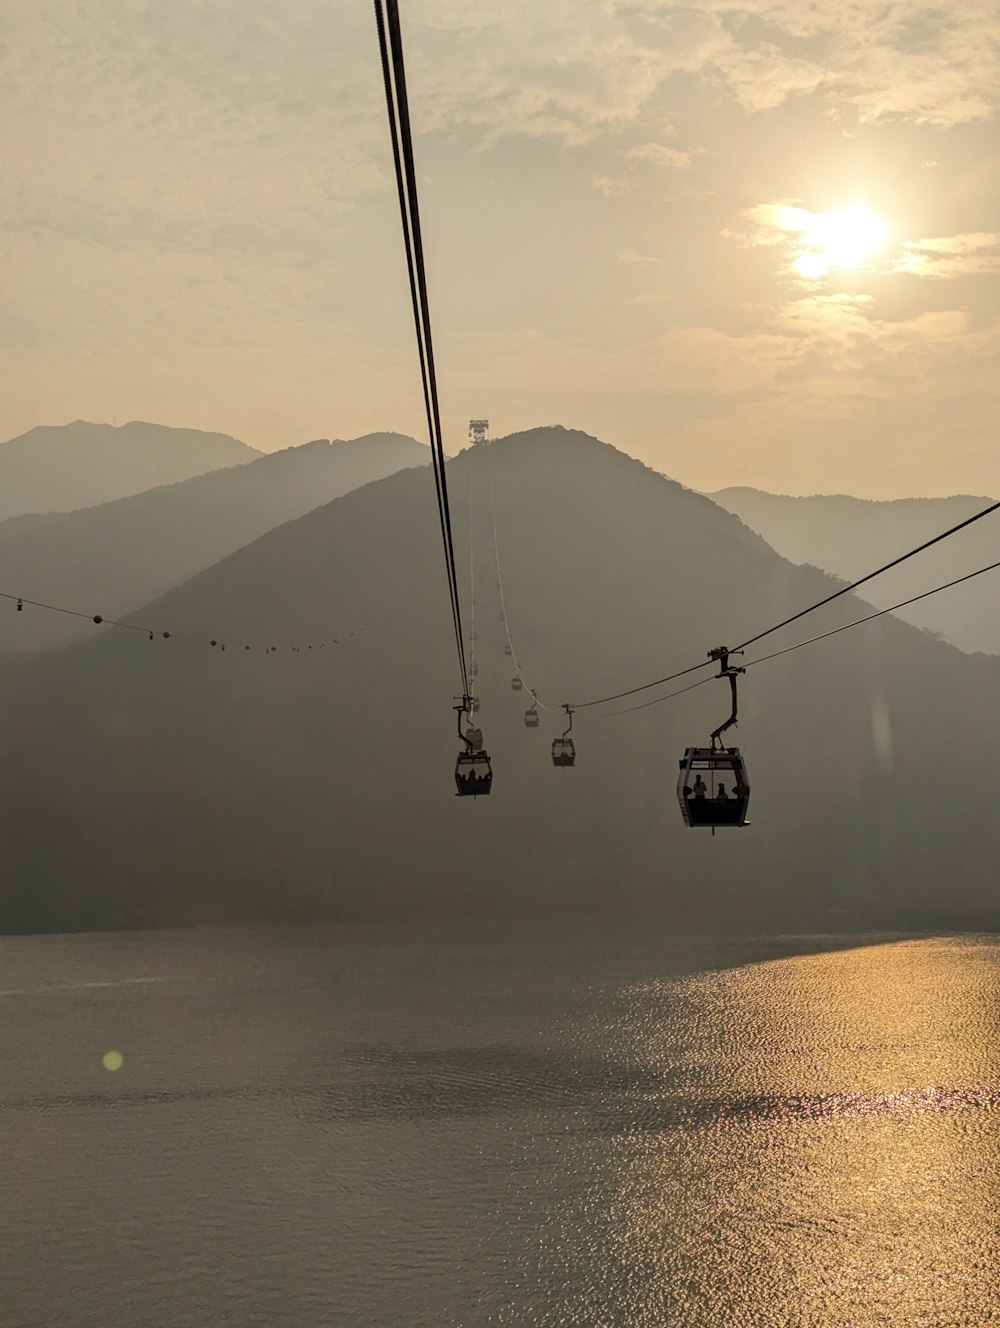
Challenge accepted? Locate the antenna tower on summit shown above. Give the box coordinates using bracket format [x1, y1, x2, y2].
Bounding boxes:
[469, 419, 490, 448]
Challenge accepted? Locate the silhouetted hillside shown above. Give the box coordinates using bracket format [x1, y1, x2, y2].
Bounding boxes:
[1, 427, 997, 935]
[0, 433, 428, 652]
[0, 420, 259, 520]
[711, 487, 1000, 655]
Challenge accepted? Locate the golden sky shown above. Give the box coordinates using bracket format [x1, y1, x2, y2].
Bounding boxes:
[3, 1, 998, 497]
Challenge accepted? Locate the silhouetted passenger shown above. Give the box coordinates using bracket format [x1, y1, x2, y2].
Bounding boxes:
[693, 775, 708, 798]
[716, 784, 729, 799]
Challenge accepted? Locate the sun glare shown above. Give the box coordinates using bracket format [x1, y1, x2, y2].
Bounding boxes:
[775, 203, 887, 279]
[812, 205, 887, 266]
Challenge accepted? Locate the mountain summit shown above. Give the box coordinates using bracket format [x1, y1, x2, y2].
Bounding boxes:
[1, 426, 996, 934]
[0, 419, 259, 520]
[0, 432, 428, 652]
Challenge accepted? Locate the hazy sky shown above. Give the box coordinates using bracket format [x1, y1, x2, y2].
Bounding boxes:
[3, 1, 998, 497]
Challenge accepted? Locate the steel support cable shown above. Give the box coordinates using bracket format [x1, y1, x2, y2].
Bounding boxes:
[468, 497, 476, 686]
[741, 557, 1000, 671]
[374, 0, 468, 695]
[372, 1, 445, 584]
[732, 498, 1000, 653]
[375, 0, 457, 627]
[487, 447, 551, 712]
[571, 497, 1000, 711]
[1, 590, 367, 654]
[598, 557, 1000, 718]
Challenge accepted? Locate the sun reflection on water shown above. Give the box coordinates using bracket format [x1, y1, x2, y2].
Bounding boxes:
[591, 939, 999, 1326]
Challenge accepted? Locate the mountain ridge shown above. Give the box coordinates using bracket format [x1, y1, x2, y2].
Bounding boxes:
[0, 431, 428, 652]
[0, 419, 260, 521]
[1, 426, 996, 934]
[709, 486, 1000, 655]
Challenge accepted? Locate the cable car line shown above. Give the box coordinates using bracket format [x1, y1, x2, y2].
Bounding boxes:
[741, 555, 1000, 672]
[1, 590, 366, 655]
[571, 655, 713, 712]
[568, 496, 1000, 712]
[598, 555, 1000, 718]
[732, 498, 1000, 653]
[598, 674, 715, 719]
[373, 0, 468, 696]
[487, 446, 551, 714]
[462, 503, 486, 749]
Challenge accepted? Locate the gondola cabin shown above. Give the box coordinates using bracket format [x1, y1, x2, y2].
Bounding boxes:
[677, 747, 749, 828]
[523, 707, 539, 728]
[511, 676, 523, 691]
[504, 644, 513, 656]
[465, 726, 484, 752]
[455, 751, 493, 797]
[551, 737, 576, 767]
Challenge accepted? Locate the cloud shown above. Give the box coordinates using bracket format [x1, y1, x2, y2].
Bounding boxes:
[624, 142, 693, 170]
[1, 0, 997, 497]
[732, 205, 1000, 287]
[894, 234, 1000, 279]
[701, 0, 1000, 126]
[409, 0, 1000, 137]
[591, 174, 630, 196]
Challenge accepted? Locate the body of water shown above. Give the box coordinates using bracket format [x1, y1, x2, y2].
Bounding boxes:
[2, 926, 997, 1325]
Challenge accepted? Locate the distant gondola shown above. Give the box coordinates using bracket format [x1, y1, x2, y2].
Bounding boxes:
[551, 704, 576, 767]
[523, 706, 540, 728]
[454, 700, 492, 797]
[511, 676, 523, 691]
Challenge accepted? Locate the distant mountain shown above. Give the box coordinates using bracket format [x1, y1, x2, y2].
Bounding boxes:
[1, 426, 998, 935]
[0, 420, 260, 520]
[710, 488, 1000, 655]
[0, 432, 429, 652]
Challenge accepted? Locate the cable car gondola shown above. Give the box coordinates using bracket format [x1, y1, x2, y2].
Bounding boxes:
[504, 644, 513, 656]
[456, 750, 493, 795]
[677, 747, 749, 827]
[523, 706, 539, 728]
[511, 676, 523, 691]
[551, 704, 576, 767]
[454, 701, 492, 797]
[677, 647, 750, 829]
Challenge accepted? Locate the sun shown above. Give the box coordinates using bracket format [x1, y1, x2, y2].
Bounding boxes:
[788, 204, 887, 278]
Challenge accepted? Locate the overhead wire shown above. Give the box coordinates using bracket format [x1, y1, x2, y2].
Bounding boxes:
[569, 497, 1000, 710]
[597, 556, 1000, 718]
[373, 0, 468, 696]
[732, 498, 1000, 653]
[487, 444, 551, 712]
[467, 495, 477, 697]
[742, 557, 1000, 671]
[2, 591, 366, 655]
